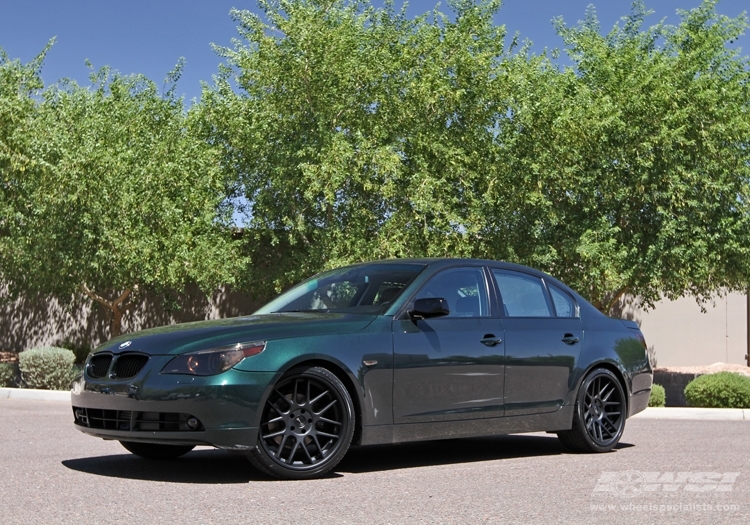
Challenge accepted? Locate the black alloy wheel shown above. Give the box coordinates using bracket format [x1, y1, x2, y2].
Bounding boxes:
[557, 368, 626, 453]
[120, 441, 195, 459]
[248, 366, 355, 479]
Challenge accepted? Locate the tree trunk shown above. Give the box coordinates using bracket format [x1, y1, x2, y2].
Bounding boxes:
[591, 287, 629, 317]
[81, 284, 136, 339]
[111, 304, 124, 338]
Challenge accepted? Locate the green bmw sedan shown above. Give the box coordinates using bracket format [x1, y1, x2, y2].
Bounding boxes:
[71, 258, 652, 479]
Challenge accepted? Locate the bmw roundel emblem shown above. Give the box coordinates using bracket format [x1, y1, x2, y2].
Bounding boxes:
[119, 341, 132, 349]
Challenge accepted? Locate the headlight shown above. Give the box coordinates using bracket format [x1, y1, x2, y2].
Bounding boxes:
[161, 341, 266, 376]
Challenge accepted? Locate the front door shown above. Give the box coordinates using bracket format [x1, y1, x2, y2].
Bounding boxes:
[393, 266, 505, 424]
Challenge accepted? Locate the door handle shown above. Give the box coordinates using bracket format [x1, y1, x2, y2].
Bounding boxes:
[562, 334, 580, 345]
[480, 335, 502, 347]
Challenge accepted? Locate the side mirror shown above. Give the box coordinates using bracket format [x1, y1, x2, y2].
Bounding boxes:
[409, 298, 450, 320]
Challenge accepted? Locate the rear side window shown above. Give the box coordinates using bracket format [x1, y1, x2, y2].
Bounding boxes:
[548, 284, 577, 318]
[493, 270, 551, 317]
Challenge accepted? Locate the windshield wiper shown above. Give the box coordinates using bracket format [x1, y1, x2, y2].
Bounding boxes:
[280, 309, 330, 313]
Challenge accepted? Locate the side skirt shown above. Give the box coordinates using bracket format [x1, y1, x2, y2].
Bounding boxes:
[359, 405, 574, 446]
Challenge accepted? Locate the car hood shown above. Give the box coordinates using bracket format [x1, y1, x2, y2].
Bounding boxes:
[96, 312, 379, 356]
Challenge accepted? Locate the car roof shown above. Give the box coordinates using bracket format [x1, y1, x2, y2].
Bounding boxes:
[343, 257, 546, 275]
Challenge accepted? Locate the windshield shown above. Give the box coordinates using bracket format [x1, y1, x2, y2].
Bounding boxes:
[255, 263, 427, 315]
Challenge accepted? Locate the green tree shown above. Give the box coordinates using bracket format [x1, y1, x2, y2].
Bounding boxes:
[200, 0, 514, 294]
[0, 43, 50, 275]
[483, 0, 750, 312]
[2, 63, 242, 337]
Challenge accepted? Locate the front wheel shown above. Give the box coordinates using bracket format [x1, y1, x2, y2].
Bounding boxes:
[247, 366, 355, 479]
[120, 441, 195, 459]
[557, 368, 626, 453]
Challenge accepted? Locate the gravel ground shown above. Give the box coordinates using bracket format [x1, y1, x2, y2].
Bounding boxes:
[1, 399, 749, 524]
[654, 363, 750, 376]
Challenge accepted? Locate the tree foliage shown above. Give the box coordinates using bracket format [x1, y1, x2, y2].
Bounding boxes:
[1, 61, 241, 337]
[205, 0, 750, 312]
[3, 0, 750, 343]
[201, 0, 514, 294]
[490, 0, 750, 312]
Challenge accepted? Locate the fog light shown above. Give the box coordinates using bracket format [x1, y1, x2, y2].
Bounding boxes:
[187, 417, 199, 430]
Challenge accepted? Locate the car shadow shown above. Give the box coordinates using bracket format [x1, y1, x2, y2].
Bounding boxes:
[62, 448, 266, 484]
[61, 435, 634, 483]
[339, 434, 633, 474]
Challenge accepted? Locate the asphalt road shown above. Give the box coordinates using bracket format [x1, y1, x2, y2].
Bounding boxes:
[1, 399, 748, 525]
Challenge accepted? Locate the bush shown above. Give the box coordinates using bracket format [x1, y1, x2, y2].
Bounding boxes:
[685, 372, 750, 409]
[57, 341, 92, 365]
[0, 363, 18, 387]
[648, 384, 666, 407]
[18, 347, 77, 390]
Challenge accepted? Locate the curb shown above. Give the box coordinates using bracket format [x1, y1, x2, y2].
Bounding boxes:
[632, 407, 747, 420]
[0, 387, 70, 402]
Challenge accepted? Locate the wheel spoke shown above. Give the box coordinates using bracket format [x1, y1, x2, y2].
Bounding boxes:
[318, 417, 342, 426]
[312, 434, 324, 456]
[262, 429, 286, 439]
[266, 400, 285, 416]
[276, 434, 289, 459]
[301, 440, 314, 463]
[315, 399, 338, 416]
[273, 390, 291, 411]
[310, 389, 330, 405]
[316, 430, 339, 439]
[287, 439, 300, 464]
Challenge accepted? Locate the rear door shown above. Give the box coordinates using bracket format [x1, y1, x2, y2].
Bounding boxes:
[491, 269, 581, 416]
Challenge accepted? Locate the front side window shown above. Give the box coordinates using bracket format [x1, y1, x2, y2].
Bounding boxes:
[493, 270, 551, 318]
[415, 267, 489, 318]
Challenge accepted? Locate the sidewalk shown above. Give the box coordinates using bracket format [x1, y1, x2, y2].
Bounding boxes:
[0, 387, 70, 402]
[1, 387, 748, 419]
[631, 406, 747, 420]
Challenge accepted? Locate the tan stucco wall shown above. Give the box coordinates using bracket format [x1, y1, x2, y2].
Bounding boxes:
[0, 284, 263, 353]
[621, 292, 749, 367]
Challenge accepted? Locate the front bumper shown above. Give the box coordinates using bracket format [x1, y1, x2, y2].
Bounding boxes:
[71, 364, 275, 450]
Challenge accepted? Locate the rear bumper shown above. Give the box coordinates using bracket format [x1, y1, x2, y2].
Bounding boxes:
[628, 390, 650, 417]
[628, 370, 653, 417]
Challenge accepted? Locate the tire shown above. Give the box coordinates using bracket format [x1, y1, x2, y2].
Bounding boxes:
[120, 441, 195, 459]
[557, 368, 626, 453]
[247, 366, 355, 480]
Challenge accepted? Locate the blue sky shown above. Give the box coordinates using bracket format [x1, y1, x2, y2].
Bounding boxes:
[1, 0, 747, 102]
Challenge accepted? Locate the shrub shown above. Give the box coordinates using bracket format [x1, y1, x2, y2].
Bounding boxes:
[57, 341, 92, 365]
[0, 363, 18, 387]
[648, 384, 666, 407]
[18, 347, 77, 390]
[684, 372, 750, 409]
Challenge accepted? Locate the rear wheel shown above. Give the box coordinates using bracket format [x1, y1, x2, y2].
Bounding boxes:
[557, 368, 626, 453]
[248, 366, 355, 479]
[120, 441, 195, 459]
